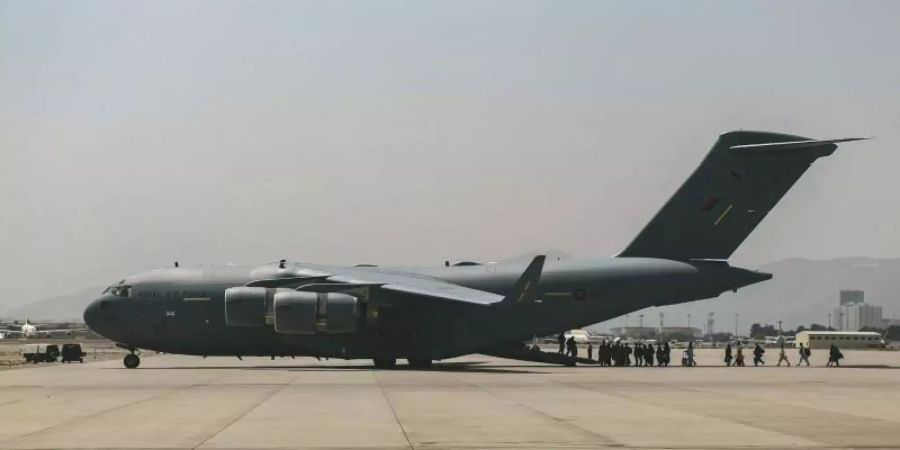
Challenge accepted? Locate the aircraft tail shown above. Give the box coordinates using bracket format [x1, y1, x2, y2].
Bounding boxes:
[619, 131, 867, 260]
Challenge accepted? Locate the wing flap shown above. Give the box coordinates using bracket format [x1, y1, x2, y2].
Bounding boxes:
[380, 283, 502, 306]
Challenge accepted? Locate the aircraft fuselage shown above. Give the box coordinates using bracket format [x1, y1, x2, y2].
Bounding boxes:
[84, 257, 769, 360]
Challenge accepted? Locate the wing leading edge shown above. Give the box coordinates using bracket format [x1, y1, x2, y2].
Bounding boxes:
[245, 256, 546, 307]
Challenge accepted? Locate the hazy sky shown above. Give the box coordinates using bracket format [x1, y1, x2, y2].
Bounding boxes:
[2, 1, 899, 308]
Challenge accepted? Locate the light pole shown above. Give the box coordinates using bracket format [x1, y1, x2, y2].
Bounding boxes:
[639, 314, 644, 338]
[687, 313, 691, 330]
[659, 312, 665, 341]
[734, 313, 739, 336]
[777, 320, 783, 333]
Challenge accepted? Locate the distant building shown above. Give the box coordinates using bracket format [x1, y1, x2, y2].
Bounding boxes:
[840, 290, 865, 306]
[832, 290, 883, 331]
[795, 331, 882, 349]
[833, 303, 883, 331]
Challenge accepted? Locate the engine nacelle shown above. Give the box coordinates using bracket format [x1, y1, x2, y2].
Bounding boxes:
[224, 287, 267, 328]
[273, 291, 359, 335]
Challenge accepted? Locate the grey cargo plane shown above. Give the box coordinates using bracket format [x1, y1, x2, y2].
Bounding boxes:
[83, 131, 865, 369]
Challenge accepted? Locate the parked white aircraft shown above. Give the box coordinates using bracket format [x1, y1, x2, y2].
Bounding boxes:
[0, 318, 82, 339]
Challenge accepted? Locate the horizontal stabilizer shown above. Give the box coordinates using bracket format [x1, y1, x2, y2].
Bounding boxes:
[730, 137, 870, 153]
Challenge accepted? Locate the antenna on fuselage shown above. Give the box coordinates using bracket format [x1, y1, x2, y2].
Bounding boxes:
[279, 259, 287, 269]
[174, 261, 179, 268]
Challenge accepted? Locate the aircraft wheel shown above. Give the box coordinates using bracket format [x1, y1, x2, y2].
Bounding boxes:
[123, 354, 140, 369]
[372, 358, 396, 369]
[407, 358, 432, 369]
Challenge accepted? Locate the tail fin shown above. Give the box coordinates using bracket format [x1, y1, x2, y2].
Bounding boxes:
[619, 130, 867, 260]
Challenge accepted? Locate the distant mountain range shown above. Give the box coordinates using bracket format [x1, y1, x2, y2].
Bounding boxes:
[1, 286, 103, 322]
[5, 258, 899, 332]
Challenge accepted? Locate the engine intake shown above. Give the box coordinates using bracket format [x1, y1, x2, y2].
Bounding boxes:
[224, 287, 267, 327]
[273, 291, 359, 335]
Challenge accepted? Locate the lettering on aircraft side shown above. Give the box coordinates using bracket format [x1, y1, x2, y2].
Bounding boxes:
[137, 290, 210, 299]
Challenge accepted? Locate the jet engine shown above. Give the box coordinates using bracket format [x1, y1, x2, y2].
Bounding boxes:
[273, 291, 359, 335]
[224, 287, 267, 327]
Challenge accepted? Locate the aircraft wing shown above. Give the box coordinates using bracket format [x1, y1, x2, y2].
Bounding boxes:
[294, 255, 546, 307]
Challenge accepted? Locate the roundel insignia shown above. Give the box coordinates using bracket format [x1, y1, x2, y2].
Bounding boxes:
[572, 289, 587, 301]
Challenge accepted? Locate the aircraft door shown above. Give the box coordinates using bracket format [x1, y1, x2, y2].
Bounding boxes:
[148, 302, 180, 352]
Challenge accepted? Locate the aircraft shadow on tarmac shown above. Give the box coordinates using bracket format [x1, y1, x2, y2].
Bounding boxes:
[108, 360, 541, 374]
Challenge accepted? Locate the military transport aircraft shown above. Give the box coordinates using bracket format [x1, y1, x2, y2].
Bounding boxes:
[83, 131, 866, 369]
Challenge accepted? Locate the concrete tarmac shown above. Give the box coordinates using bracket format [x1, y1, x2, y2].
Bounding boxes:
[0, 349, 899, 449]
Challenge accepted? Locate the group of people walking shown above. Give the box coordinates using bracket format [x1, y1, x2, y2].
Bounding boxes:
[557, 333, 847, 367]
[589, 340, 673, 366]
[558, 333, 675, 366]
[723, 341, 843, 367]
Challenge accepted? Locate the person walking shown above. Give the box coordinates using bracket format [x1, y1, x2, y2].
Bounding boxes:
[663, 341, 671, 367]
[753, 343, 766, 366]
[724, 343, 733, 367]
[634, 343, 643, 367]
[828, 343, 843, 367]
[776, 341, 791, 367]
[686, 341, 696, 367]
[558, 333, 566, 355]
[587, 342, 594, 361]
[565, 336, 577, 358]
[735, 345, 745, 366]
[798, 343, 811, 366]
[656, 343, 664, 367]
[645, 343, 654, 367]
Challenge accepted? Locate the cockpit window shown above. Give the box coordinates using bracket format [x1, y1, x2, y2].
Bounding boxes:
[103, 283, 132, 298]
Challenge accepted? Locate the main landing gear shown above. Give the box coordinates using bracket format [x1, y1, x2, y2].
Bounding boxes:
[123, 352, 140, 369]
[407, 358, 432, 369]
[372, 358, 396, 369]
[372, 358, 433, 369]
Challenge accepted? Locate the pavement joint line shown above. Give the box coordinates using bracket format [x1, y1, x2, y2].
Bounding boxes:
[447, 371, 625, 448]
[373, 370, 415, 450]
[649, 379, 900, 446]
[191, 381, 295, 449]
[552, 376, 837, 448]
[0, 368, 237, 446]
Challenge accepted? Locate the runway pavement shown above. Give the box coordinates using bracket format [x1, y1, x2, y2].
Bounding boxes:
[0, 349, 899, 449]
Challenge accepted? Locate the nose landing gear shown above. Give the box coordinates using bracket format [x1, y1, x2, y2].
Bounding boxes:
[115, 343, 141, 369]
[123, 353, 140, 369]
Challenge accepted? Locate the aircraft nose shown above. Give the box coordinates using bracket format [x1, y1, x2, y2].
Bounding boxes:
[83, 298, 104, 334]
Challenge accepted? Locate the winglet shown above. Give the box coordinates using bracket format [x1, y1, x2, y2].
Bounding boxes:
[500, 255, 545, 306]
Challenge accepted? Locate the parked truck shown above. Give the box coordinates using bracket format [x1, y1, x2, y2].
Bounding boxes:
[61, 343, 86, 363]
[23, 344, 59, 363]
